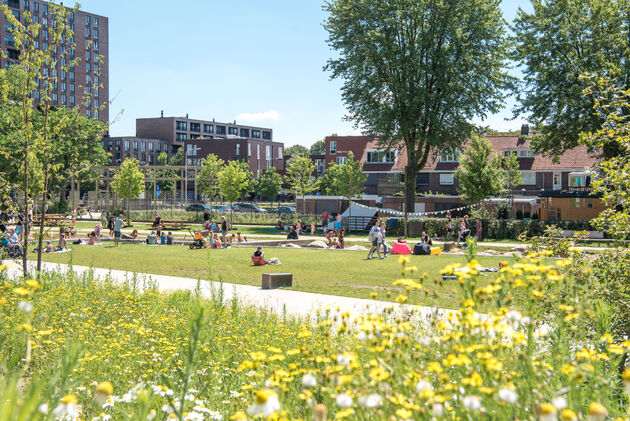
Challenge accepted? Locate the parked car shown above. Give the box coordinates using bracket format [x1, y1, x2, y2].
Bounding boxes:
[185, 204, 212, 212]
[208, 205, 233, 212]
[269, 206, 296, 214]
[232, 203, 267, 213]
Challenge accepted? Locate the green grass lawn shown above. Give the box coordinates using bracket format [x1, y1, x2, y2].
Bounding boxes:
[39, 244, 509, 309]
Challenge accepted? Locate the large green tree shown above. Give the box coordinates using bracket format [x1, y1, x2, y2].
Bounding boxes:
[318, 162, 344, 195]
[111, 158, 145, 224]
[285, 145, 309, 157]
[310, 139, 326, 155]
[286, 155, 319, 211]
[513, 0, 629, 158]
[324, 0, 512, 223]
[196, 154, 224, 202]
[157, 152, 175, 193]
[455, 134, 507, 204]
[333, 151, 367, 224]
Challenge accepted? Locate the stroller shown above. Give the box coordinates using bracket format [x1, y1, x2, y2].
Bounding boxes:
[459, 229, 471, 243]
[188, 229, 205, 249]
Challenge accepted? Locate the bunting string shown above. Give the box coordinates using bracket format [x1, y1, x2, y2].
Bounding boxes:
[348, 201, 483, 218]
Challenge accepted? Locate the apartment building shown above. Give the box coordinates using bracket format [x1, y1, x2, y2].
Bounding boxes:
[136, 115, 274, 156]
[105, 137, 169, 166]
[0, 0, 109, 124]
[184, 137, 284, 179]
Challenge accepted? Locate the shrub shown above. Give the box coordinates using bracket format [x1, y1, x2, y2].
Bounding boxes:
[515, 209, 524, 220]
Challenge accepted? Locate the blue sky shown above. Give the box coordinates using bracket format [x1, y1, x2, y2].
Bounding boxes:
[78, 0, 532, 147]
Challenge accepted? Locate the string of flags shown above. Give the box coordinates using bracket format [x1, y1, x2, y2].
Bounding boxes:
[349, 201, 482, 218]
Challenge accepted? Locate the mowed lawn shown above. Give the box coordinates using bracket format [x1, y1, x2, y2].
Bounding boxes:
[39, 244, 509, 308]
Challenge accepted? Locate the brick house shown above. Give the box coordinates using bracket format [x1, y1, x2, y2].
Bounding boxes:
[323, 130, 601, 215]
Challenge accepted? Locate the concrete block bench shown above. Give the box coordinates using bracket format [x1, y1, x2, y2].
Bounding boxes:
[262, 273, 293, 289]
[443, 241, 456, 252]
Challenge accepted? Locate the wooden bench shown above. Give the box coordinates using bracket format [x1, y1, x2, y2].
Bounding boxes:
[442, 241, 456, 252]
[158, 219, 190, 229]
[262, 273, 293, 289]
[33, 215, 67, 226]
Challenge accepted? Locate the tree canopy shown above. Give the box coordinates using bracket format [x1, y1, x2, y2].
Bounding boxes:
[455, 134, 508, 204]
[111, 158, 144, 223]
[218, 161, 252, 205]
[309, 139, 326, 155]
[286, 155, 318, 199]
[513, 0, 630, 158]
[255, 167, 283, 201]
[285, 145, 309, 157]
[196, 154, 224, 201]
[324, 0, 512, 213]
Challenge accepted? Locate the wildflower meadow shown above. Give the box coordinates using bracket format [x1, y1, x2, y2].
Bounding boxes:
[1, 243, 630, 420]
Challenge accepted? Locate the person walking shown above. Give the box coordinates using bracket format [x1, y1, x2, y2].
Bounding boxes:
[321, 210, 329, 231]
[113, 214, 124, 247]
[367, 222, 383, 260]
[379, 221, 388, 257]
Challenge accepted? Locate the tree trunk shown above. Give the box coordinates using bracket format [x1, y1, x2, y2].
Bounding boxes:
[22, 157, 29, 277]
[403, 164, 417, 238]
[37, 166, 50, 273]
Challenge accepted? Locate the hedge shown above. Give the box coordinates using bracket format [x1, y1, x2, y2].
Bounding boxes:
[385, 218, 594, 240]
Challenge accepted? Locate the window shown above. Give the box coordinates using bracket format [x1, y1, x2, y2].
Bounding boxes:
[216, 125, 226, 135]
[93, 29, 98, 39]
[176, 121, 187, 131]
[439, 150, 459, 162]
[336, 156, 347, 165]
[124, 140, 129, 150]
[141, 142, 146, 152]
[93, 17, 98, 27]
[235, 144, 240, 155]
[439, 173, 454, 185]
[262, 131, 271, 140]
[266, 145, 272, 168]
[521, 172, 536, 185]
[252, 129, 261, 139]
[85, 15, 90, 25]
[248, 143, 251, 156]
[416, 173, 430, 186]
[156, 143, 161, 152]
[33, 1, 38, 12]
[387, 173, 399, 184]
[94, 109, 98, 119]
[23, 0, 28, 9]
[190, 122, 200, 132]
[41, 3, 46, 14]
[227, 127, 237, 135]
[94, 63, 99, 73]
[571, 198, 582, 208]
[60, 94, 66, 104]
[203, 124, 213, 134]
[86, 109, 91, 118]
[85, 27, 90, 37]
[569, 173, 586, 187]
[149, 143, 153, 152]
[176, 133, 187, 142]
[329, 140, 337, 154]
[4, 35, 15, 47]
[69, 95, 75, 105]
[93, 41, 99, 51]
[133, 141, 138, 151]
[85, 74, 91, 84]
[190, 134, 200, 139]
[239, 128, 249, 137]
[584, 198, 593, 208]
[366, 149, 396, 163]
[70, 84, 75, 93]
[278, 147, 283, 159]
[34, 40, 39, 49]
[86, 62, 90, 72]
[86, 51, 91, 61]
[61, 82, 67, 92]
[257, 144, 260, 159]
[69, 71, 75, 81]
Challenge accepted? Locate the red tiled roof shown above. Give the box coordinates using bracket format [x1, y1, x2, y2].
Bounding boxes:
[326, 135, 600, 172]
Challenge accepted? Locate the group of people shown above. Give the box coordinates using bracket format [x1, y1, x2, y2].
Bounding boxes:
[446, 214, 483, 244]
[366, 221, 389, 259]
[193, 229, 247, 249]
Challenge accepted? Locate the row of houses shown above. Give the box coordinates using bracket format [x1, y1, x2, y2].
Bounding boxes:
[313, 126, 603, 221]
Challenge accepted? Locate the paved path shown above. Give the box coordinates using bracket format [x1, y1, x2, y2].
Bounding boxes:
[3, 261, 455, 321]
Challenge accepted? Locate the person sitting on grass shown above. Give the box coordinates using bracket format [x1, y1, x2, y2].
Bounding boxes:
[56, 232, 68, 251]
[87, 231, 97, 245]
[147, 231, 158, 245]
[391, 237, 412, 255]
[230, 233, 236, 244]
[121, 229, 138, 240]
[326, 230, 335, 248]
[213, 233, 223, 249]
[44, 241, 54, 253]
[237, 232, 246, 243]
[94, 224, 103, 242]
[160, 231, 167, 245]
[251, 246, 269, 266]
[167, 232, 173, 245]
[275, 220, 283, 230]
[287, 225, 299, 240]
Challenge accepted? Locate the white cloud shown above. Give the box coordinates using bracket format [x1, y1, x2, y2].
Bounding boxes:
[236, 110, 280, 122]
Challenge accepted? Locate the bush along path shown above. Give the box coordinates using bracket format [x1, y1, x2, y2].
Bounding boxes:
[1, 248, 630, 420]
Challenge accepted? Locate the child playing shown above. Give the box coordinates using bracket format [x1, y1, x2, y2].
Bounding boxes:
[167, 232, 173, 245]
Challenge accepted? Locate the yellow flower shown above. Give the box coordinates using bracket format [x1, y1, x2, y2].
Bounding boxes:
[230, 412, 247, 420]
[587, 402, 607, 421]
[335, 408, 355, 419]
[13, 287, 31, 296]
[396, 408, 413, 419]
[26, 279, 41, 290]
[60, 394, 78, 405]
[561, 409, 577, 421]
[17, 323, 33, 333]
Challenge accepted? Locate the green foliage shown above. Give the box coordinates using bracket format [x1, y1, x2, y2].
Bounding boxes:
[255, 167, 283, 201]
[284, 144, 309, 157]
[496, 202, 512, 219]
[317, 162, 343, 195]
[217, 161, 252, 204]
[512, 0, 629, 158]
[111, 159, 145, 223]
[501, 153, 523, 194]
[455, 134, 506, 204]
[583, 81, 630, 239]
[334, 151, 367, 201]
[196, 154, 224, 201]
[309, 139, 326, 155]
[286, 155, 318, 198]
[157, 152, 175, 193]
[324, 0, 512, 209]
[519, 225, 584, 258]
[171, 147, 185, 166]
